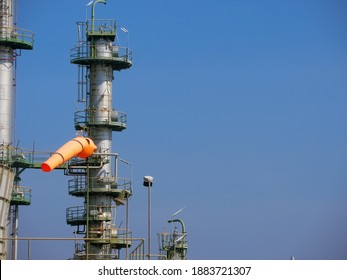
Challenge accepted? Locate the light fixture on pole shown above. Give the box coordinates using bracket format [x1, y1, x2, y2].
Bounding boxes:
[143, 175, 153, 260]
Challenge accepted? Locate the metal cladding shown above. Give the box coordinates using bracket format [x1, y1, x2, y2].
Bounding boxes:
[0, 0, 34, 149]
[0, 165, 14, 259]
[0, 45, 14, 147]
[0, 0, 33, 259]
[0, 0, 14, 147]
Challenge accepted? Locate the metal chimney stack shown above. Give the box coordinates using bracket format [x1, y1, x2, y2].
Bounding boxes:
[0, 0, 33, 259]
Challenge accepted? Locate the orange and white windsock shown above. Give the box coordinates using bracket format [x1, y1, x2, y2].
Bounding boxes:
[41, 136, 97, 172]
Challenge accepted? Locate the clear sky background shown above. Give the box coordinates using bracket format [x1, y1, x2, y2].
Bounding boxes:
[12, 0, 347, 259]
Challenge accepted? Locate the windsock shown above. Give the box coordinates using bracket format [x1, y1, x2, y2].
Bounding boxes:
[41, 136, 97, 172]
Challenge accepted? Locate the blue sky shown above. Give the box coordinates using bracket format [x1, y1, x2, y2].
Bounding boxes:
[13, 0, 347, 259]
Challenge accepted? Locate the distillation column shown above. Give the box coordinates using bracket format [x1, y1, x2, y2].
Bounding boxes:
[88, 48, 114, 258]
[0, 0, 33, 259]
[68, 1, 132, 259]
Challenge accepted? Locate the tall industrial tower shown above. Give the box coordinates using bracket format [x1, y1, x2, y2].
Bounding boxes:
[66, 0, 132, 259]
[0, 0, 33, 259]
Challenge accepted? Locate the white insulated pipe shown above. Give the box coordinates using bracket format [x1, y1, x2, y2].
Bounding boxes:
[89, 41, 113, 174]
[0, 0, 15, 147]
[0, 46, 14, 147]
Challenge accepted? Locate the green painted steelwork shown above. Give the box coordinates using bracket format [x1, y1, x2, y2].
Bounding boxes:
[91, 0, 107, 35]
[129, 239, 145, 260]
[168, 219, 186, 234]
[87, 19, 116, 41]
[65, 205, 132, 249]
[70, 18, 132, 71]
[0, 237, 144, 260]
[70, 43, 132, 71]
[68, 176, 132, 198]
[74, 110, 127, 132]
[0, 27, 34, 50]
[10, 186, 31, 206]
[66, 0, 134, 259]
[159, 219, 188, 260]
[0, 145, 67, 170]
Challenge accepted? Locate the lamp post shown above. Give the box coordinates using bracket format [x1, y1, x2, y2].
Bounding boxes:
[143, 175, 153, 260]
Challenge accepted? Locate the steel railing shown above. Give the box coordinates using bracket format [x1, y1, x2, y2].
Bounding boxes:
[0, 237, 145, 260]
[0, 26, 34, 46]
